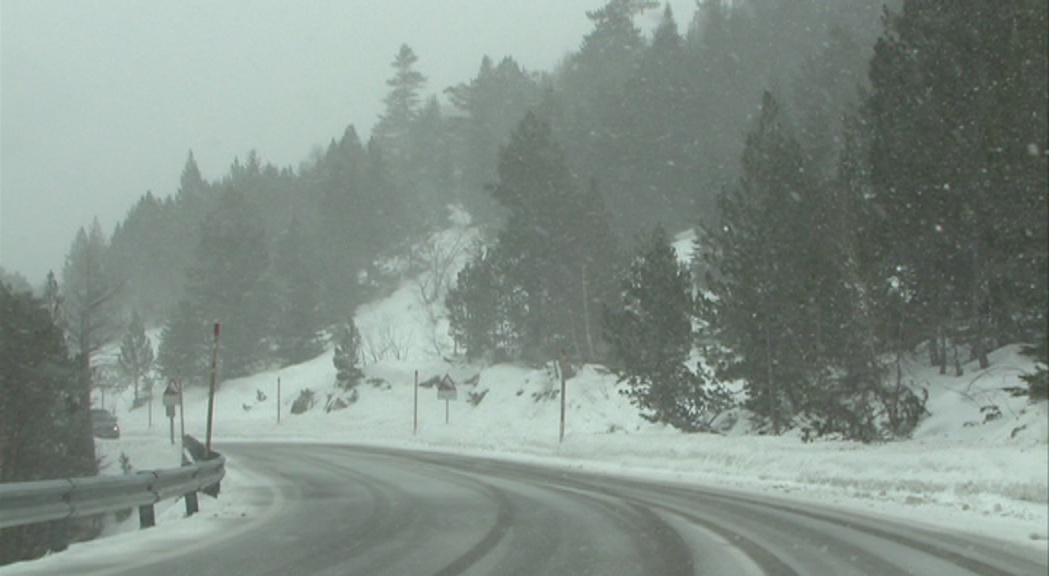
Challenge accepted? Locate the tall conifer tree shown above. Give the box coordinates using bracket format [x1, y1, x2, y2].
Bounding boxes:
[0, 284, 95, 563]
[866, 0, 1048, 370]
[118, 310, 154, 403]
[184, 187, 272, 378]
[606, 228, 730, 431]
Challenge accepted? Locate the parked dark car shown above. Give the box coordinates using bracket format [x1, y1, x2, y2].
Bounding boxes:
[91, 408, 120, 439]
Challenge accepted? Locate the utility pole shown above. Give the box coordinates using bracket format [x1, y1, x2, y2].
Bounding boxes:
[205, 322, 220, 459]
[277, 377, 281, 424]
[413, 370, 419, 435]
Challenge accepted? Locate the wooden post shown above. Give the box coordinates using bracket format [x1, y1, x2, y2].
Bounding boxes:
[277, 377, 281, 424]
[50, 519, 70, 552]
[445, 398, 450, 424]
[205, 322, 220, 459]
[178, 379, 186, 458]
[413, 370, 419, 435]
[139, 504, 155, 529]
[559, 350, 567, 444]
[765, 325, 778, 435]
[184, 491, 199, 516]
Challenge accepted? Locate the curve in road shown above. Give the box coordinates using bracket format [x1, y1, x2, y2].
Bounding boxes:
[46, 443, 1049, 576]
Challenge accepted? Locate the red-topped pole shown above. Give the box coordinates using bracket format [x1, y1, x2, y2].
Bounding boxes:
[205, 322, 220, 459]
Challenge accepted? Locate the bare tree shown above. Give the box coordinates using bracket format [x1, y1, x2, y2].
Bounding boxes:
[415, 228, 471, 309]
[361, 316, 415, 363]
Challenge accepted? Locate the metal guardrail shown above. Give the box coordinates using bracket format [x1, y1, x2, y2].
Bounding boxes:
[0, 452, 225, 550]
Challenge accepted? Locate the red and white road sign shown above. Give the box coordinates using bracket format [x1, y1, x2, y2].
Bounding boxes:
[437, 375, 458, 401]
[163, 379, 182, 408]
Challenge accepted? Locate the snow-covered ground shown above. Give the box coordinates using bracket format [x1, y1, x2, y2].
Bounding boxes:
[9, 224, 1047, 572]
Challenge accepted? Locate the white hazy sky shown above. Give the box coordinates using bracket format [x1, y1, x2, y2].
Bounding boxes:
[1, 0, 697, 285]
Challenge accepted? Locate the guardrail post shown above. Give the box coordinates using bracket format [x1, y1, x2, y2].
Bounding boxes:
[184, 491, 199, 516]
[50, 519, 70, 552]
[139, 504, 155, 528]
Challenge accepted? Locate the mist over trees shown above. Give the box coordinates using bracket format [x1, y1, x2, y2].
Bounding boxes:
[16, 0, 1045, 448]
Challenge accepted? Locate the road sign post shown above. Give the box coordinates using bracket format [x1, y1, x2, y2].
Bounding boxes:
[162, 380, 181, 445]
[437, 375, 457, 424]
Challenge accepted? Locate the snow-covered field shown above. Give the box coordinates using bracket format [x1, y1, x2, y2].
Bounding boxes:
[11, 225, 1048, 571]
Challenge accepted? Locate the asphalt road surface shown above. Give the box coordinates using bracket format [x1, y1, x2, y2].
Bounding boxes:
[59, 443, 1049, 575]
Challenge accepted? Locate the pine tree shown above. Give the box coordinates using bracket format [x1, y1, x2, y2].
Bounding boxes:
[373, 44, 427, 162]
[557, 0, 658, 231]
[563, 0, 656, 117]
[156, 300, 208, 386]
[489, 112, 619, 361]
[118, 310, 154, 404]
[698, 92, 820, 434]
[314, 126, 371, 316]
[184, 187, 273, 377]
[273, 217, 324, 366]
[405, 95, 456, 228]
[61, 218, 120, 468]
[176, 150, 210, 204]
[0, 268, 32, 294]
[866, 0, 1048, 370]
[1, 283, 95, 563]
[446, 247, 524, 361]
[108, 191, 188, 320]
[62, 218, 122, 363]
[42, 270, 63, 327]
[0, 283, 93, 481]
[612, 4, 698, 233]
[699, 89, 929, 440]
[605, 228, 730, 431]
[332, 318, 364, 390]
[446, 55, 543, 220]
[790, 25, 868, 179]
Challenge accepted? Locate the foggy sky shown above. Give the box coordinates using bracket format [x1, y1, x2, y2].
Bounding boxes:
[1, 1, 695, 286]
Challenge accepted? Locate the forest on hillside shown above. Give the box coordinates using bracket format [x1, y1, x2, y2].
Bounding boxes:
[54, 0, 903, 370]
[2, 0, 1047, 517]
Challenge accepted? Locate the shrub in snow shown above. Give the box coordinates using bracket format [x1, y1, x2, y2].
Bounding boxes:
[325, 389, 358, 412]
[332, 318, 364, 390]
[467, 389, 488, 407]
[291, 389, 315, 415]
[368, 377, 391, 390]
[1020, 334, 1048, 402]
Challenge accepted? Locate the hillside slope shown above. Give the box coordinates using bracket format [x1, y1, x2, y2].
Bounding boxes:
[97, 237, 1048, 548]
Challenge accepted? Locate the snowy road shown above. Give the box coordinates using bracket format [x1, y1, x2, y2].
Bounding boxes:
[40, 443, 1049, 575]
